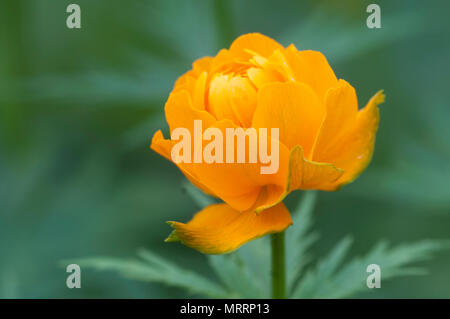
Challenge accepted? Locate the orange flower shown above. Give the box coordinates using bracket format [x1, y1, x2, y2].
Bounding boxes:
[151, 33, 384, 254]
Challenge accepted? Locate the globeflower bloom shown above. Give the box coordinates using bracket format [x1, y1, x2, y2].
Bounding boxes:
[151, 33, 384, 254]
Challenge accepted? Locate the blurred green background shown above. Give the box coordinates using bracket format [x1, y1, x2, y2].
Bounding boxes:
[1, 0, 449, 298]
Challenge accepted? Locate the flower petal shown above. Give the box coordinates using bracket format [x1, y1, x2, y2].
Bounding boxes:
[252, 81, 325, 158]
[174, 56, 213, 109]
[192, 56, 213, 74]
[253, 145, 344, 213]
[228, 76, 258, 128]
[284, 45, 338, 102]
[151, 119, 260, 210]
[150, 130, 217, 196]
[177, 118, 290, 212]
[230, 33, 284, 60]
[165, 90, 216, 134]
[311, 79, 359, 161]
[313, 89, 384, 188]
[173, 72, 207, 110]
[166, 202, 292, 254]
[150, 125, 263, 212]
[151, 114, 292, 212]
[209, 49, 235, 73]
[288, 145, 344, 192]
[208, 74, 241, 124]
[175, 56, 213, 84]
[247, 67, 279, 89]
[150, 130, 172, 161]
[208, 75, 258, 127]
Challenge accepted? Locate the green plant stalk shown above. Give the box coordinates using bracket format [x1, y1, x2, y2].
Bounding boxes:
[271, 231, 286, 299]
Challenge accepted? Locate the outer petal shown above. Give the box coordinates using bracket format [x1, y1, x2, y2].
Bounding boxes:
[284, 45, 338, 102]
[150, 130, 172, 161]
[311, 80, 358, 161]
[173, 72, 207, 110]
[177, 118, 291, 212]
[165, 202, 292, 254]
[252, 82, 325, 158]
[151, 123, 261, 211]
[313, 89, 384, 188]
[209, 49, 236, 74]
[173, 57, 212, 110]
[192, 56, 213, 74]
[151, 113, 292, 212]
[151, 130, 217, 196]
[165, 90, 216, 134]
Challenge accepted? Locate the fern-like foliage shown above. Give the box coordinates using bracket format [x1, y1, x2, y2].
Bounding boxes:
[73, 186, 449, 298]
[73, 249, 227, 298]
[292, 238, 446, 298]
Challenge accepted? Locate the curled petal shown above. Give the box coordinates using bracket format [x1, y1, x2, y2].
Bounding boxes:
[313, 88, 384, 188]
[253, 145, 344, 213]
[288, 146, 344, 192]
[165, 202, 292, 254]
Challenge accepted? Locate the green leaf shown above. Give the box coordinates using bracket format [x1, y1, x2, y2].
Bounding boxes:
[72, 249, 227, 298]
[234, 237, 271, 295]
[208, 253, 266, 298]
[291, 236, 353, 298]
[292, 239, 449, 298]
[286, 191, 319, 294]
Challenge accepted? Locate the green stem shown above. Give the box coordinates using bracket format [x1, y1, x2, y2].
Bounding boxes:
[271, 231, 286, 299]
